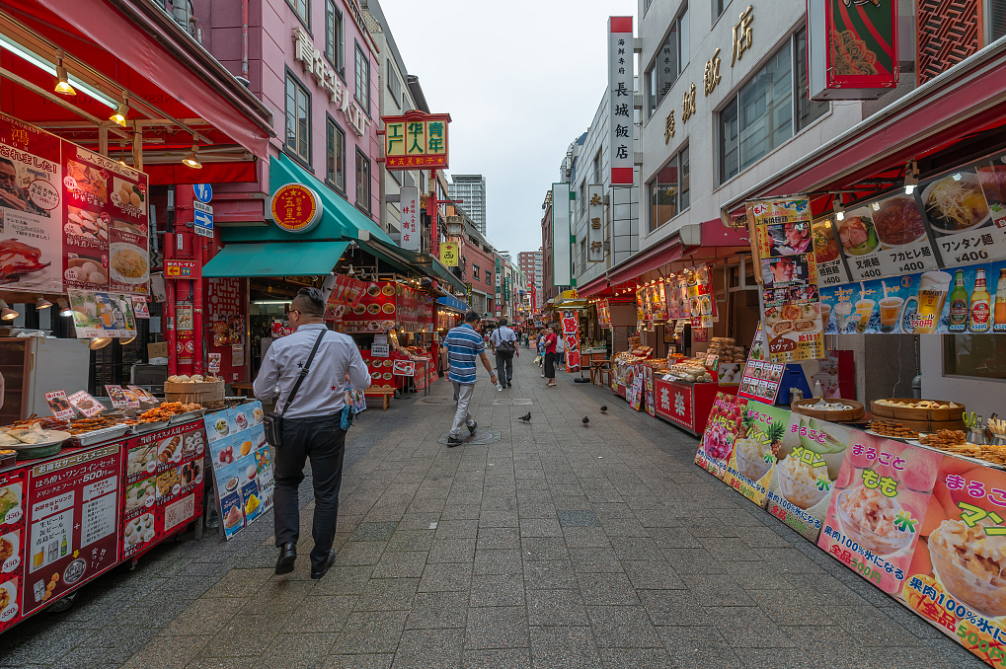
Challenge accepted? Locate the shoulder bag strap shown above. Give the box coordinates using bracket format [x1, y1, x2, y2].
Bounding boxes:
[279, 330, 327, 416]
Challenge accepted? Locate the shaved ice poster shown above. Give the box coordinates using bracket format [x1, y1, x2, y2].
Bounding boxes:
[722, 401, 790, 508]
[695, 393, 748, 480]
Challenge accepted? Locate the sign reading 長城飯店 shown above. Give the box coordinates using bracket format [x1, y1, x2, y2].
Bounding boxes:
[269, 184, 323, 234]
[383, 111, 451, 170]
[608, 16, 634, 186]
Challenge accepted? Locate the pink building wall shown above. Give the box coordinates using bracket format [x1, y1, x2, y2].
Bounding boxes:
[195, 0, 380, 224]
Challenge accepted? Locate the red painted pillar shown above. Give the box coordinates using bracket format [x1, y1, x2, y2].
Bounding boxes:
[165, 230, 177, 377]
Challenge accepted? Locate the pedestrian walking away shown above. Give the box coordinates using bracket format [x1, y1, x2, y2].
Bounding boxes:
[490, 317, 519, 389]
[543, 324, 558, 387]
[252, 287, 371, 580]
[555, 327, 566, 368]
[441, 311, 498, 446]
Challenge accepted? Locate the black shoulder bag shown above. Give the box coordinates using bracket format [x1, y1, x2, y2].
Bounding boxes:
[263, 330, 326, 448]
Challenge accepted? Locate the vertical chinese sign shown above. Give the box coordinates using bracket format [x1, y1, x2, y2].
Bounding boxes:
[552, 184, 572, 286]
[587, 184, 604, 263]
[608, 17, 634, 186]
[400, 187, 419, 252]
[747, 195, 824, 362]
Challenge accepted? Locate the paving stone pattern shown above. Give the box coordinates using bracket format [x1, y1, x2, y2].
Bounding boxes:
[0, 352, 986, 668]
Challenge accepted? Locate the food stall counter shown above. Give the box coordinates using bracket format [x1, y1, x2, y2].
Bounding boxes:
[653, 376, 736, 435]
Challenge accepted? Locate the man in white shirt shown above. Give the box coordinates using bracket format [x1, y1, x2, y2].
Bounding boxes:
[489, 318, 519, 389]
[253, 287, 371, 579]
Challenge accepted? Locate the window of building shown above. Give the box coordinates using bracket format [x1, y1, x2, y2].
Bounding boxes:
[387, 59, 401, 104]
[473, 265, 480, 279]
[646, 5, 689, 117]
[648, 145, 689, 232]
[713, 0, 729, 19]
[578, 182, 586, 215]
[325, 0, 343, 74]
[592, 151, 602, 185]
[989, 0, 1006, 42]
[718, 28, 828, 184]
[285, 73, 310, 164]
[580, 239, 586, 267]
[355, 150, 370, 212]
[944, 335, 1006, 379]
[326, 117, 345, 193]
[355, 45, 370, 114]
[289, 0, 309, 27]
[486, 271, 492, 285]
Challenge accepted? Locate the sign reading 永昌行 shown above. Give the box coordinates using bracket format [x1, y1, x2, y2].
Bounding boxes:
[587, 185, 604, 263]
[383, 112, 450, 170]
[400, 187, 419, 252]
[294, 27, 370, 137]
[608, 17, 634, 186]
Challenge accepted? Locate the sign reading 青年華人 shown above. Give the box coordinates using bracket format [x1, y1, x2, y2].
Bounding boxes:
[270, 184, 323, 234]
[383, 111, 451, 170]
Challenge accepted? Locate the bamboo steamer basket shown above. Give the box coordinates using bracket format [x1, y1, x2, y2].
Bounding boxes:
[790, 399, 864, 423]
[164, 380, 225, 409]
[871, 399, 965, 432]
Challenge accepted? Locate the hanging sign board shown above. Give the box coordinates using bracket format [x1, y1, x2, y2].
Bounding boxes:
[269, 184, 322, 234]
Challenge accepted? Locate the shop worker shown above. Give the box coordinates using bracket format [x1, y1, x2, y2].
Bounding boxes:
[441, 311, 497, 447]
[489, 317, 519, 389]
[253, 287, 371, 580]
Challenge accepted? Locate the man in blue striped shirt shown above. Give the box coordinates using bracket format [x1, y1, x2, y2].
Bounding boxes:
[440, 311, 497, 446]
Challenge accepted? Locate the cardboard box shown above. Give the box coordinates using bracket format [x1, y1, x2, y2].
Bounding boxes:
[148, 341, 169, 359]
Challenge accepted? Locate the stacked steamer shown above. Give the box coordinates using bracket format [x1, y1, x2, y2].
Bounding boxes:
[870, 399, 965, 433]
[707, 337, 745, 363]
[165, 374, 226, 409]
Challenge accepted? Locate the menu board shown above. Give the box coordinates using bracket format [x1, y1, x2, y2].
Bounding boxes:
[694, 392, 749, 480]
[120, 423, 205, 561]
[334, 281, 434, 334]
[24, 443, 124, 616]
[597, 300, 611, 328]
[0, 469, 27, 631]
[205, 401, 273, 540]
[0, 113, 149, 296]
[837, 192, 939, 282]
[643, 366, 656, 418]
[561, 310, 580, 372]
[323, 274, 368, 321]
[738, 360, 785, 404]
[67, 289, 138, 338]
[819, 258, 1006, 334]
[748, 196, 825, 362]
[921, 161, 1006, 265]
[812, 218, 851, 287]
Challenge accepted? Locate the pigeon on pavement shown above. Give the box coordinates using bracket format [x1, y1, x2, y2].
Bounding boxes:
[600, 405, 608, 414]
[582, 416, 590, 427]
[518, 412, 531, 423]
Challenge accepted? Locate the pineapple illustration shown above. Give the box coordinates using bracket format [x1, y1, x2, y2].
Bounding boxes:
[765, 420, 785, 460]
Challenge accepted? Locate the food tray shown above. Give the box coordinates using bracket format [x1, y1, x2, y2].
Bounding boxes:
[132, 421, 168, 434]
[72, 424, 130, 446]
[791, 399, 864, 423]
[168, 410, 205, 426]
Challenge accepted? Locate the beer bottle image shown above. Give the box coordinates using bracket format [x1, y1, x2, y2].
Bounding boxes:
[995, 269, 1006, 332]
[60, 530, 67, 557]
[948, 269, 969, 332]
[970, 268, 992, 333]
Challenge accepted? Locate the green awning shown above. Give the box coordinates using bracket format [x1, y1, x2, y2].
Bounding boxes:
[361, 239, 466, 293]
[203, 241, 350, 278]
[220, 153, 393, 245]
[421, 257, 465, 293]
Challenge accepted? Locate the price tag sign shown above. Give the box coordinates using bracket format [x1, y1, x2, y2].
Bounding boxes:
[44, 390, 75, 419]
[67, 390, 104, 417]
[104, 385, 130, 410]
[208, 353, 221, 374]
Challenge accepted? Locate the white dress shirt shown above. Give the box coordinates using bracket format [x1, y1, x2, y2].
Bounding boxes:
[252, 324, 371, 419]
[490, 326, 516, 347]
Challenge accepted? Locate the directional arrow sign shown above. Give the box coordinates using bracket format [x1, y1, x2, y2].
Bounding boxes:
[193, 203, 213, 239]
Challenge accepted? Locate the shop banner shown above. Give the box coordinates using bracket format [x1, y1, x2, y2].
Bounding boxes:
[817, 432, 941, 596]
[67, 290, 137, 338]
[120, 423, 204, 561]
[819, 258, 1006, 334]
[561, 310, 580, 372]
[0, 468, 27, 631]
[695, 392, 749, 480]
[902, 460, 1006, 666]
[723, 401, 789, 507]
[597, 300, 611, 328]
[205, 402, 273, 540]
[749, 196, 824, 362]
[0, 114, 150, 296]
[24, 443, 124, 616]
[766, 413, 852, 542]
[685, 265, 717, 327]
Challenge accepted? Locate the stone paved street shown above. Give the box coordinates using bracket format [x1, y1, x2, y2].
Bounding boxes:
[0, 352, 986, 668]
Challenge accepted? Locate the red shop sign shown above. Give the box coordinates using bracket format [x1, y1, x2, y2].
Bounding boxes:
[165, 259, 201, 280]
[270, 184, 322, 234]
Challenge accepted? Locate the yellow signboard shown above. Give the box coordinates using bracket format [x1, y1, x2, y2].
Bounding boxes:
[383, 112, 450, 170]
[440, 242, 459, 267]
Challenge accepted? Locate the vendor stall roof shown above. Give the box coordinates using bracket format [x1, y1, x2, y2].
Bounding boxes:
[202, 241, 350, 278]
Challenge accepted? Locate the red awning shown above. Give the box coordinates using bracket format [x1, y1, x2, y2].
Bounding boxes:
[577, 274, 609, 299]
[721, 39, 1006, 218]
[607, 236, 683, 286]
[2, 1, 272, 162]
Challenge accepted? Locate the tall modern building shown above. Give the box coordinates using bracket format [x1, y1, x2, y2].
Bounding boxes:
[518, 249, 543, 310]
[448, 174, 487, 234]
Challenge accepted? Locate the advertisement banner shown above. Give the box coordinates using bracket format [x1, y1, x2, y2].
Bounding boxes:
[817, 432, 941, 596]
[723, 401, 790, 507]
[597, 299, 611, 328]
[695, 392, 749, 480]
[748, 196, 824, 362]
[561, 310, 580, 372]
[67, 290, 137, 339]
[643, 366, 656, 418]
[0, 468, 27, 631]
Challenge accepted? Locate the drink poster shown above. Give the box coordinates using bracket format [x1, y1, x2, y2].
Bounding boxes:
[695, 393, 749, 480]
[748, 196, 825, 362]
[836, 192, 939, 283]
[723, 401, 790, 507]
[819, 258, 1006, 334]
[0, 468, 27, 631]
[67, 289, 138, 338]
[561, 310, 580, 372]
[817, 432, 942, 596]
[812, 218, 851, 287]
[901, 460, 1006, 666]
[765, 413, 852, 542]
[120, 423, 205, 561]
[205, 402, 272, 540]
[24, 443, 124, 616]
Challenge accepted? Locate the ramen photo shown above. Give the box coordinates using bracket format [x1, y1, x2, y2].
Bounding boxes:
[922, 171, 990, 232]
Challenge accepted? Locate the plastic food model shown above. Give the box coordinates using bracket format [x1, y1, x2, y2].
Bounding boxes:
[778, 455, 831, 509]
[929, 519, 1006, 617]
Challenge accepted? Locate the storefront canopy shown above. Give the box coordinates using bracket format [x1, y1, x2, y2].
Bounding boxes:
[202, 241, 350, 278]
[437, 295, 467, 312]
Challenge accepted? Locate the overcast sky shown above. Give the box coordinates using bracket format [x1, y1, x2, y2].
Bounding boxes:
[377, 0, 638, 262]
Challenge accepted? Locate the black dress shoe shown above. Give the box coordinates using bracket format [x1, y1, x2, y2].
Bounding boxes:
[275, 542, 296, 575]
[311, 549, 337, 580]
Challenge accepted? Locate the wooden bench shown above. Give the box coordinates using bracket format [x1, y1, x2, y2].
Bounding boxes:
[365, 387, 395, 411]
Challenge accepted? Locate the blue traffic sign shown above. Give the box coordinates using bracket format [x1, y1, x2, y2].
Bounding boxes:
[194, 209, 214, 238]
[193, 184, 213, 203]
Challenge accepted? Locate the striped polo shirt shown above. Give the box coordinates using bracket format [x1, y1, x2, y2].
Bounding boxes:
[444, 323, 485, 385]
